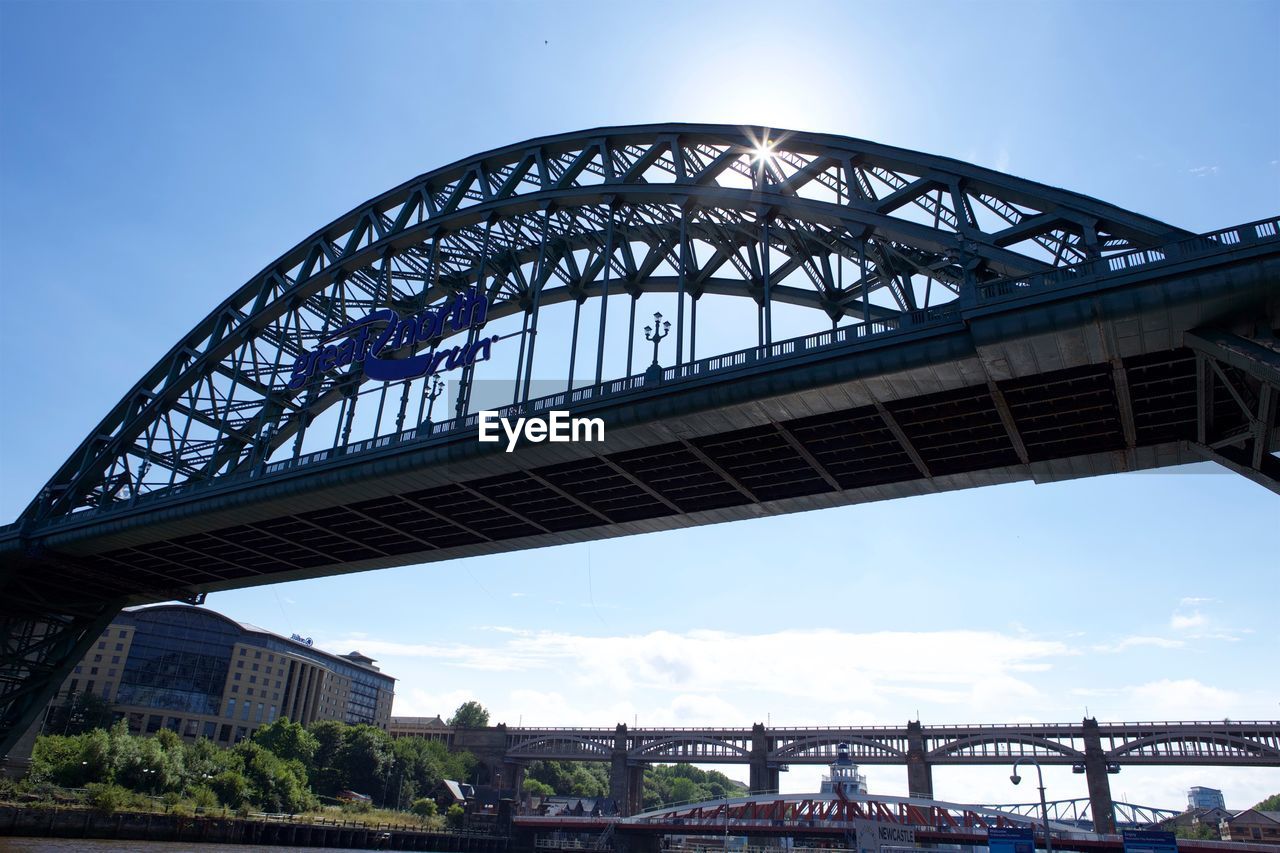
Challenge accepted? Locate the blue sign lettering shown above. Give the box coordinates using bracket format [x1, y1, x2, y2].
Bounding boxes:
[286, 287, 499, 389]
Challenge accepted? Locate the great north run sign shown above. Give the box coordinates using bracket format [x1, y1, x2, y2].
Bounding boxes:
[287, 287, 501, 389]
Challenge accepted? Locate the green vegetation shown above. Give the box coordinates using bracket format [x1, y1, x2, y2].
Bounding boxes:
[523, 760, 746, 810]
[1174, 824, 1218, 840]
[447, 700, 491, 728]
[642, 764, 745, 810]
[15, 704, 488, 820]
[526, 760, 609, 798]
[1255, 793, 1280, 811]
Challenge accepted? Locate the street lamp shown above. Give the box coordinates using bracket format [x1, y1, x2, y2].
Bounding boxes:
[1010, 758, 1052, 853]
[644, 312, 671, 367]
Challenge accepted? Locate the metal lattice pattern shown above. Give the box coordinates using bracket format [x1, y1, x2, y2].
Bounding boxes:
[499, 722, 1280, 766]
[20, 124, 1188, 526]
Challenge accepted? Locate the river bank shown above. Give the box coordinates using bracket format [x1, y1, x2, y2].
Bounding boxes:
[0, 805, 510, 851]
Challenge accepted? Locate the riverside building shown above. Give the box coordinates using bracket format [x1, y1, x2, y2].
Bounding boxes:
[48, 604, 394, 744]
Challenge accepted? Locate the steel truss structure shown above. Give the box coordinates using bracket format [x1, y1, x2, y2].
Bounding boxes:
[502, 722, 1280, 767]
[15, 124, 1191, 529]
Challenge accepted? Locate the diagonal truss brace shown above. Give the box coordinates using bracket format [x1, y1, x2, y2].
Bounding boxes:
[1185, 328, 1280, 494]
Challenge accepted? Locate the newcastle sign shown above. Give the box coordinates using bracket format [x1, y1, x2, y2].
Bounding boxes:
[287, 287, 501, 390]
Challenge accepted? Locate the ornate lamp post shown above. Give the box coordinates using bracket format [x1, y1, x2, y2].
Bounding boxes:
[643, 312, 671, 383]
[1011, 758, 1053, 853]
[644, 312, 671, 367]
[423, 375, 445, 424]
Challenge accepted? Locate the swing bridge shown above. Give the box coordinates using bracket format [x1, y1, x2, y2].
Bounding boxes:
[2, 124, 1278, 762]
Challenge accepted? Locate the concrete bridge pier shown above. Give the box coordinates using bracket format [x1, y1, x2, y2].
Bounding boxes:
[906, 720, 934, 800]
[1083, 717, 1117, 834]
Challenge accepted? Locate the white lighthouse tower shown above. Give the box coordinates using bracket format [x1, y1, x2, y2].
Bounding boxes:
[819, 742, 868, 796]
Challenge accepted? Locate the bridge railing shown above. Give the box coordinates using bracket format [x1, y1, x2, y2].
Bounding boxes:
[26, 215, 1278, 531]
[976, 215, 1280, 301]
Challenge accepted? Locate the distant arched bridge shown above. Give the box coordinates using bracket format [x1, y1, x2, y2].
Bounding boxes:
[3, 124, 1277, 756]
[427, 718, 1280, 832]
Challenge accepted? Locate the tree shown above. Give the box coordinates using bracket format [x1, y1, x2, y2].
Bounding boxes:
[307, 719, 348, 796]
[1255, 793, 1280, 811]
[446, 803, 466, 829]
[448, 701, 490, 728]
[523, 778, 554, 797]
[253, 717, 319, 767]
[234, 740, 317, 813]
[411, 796, 439, 818]
[335, 724, 394, 803]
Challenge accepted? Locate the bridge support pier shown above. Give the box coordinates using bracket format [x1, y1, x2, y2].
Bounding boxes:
[906, 720, 934, 800]
[1083, 717, 1117, 835]
[749, 722, 779, 794]
[610, 724, 644, 816]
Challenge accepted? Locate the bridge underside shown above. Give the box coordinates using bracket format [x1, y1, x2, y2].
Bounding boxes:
[12, 338, 1278, 605]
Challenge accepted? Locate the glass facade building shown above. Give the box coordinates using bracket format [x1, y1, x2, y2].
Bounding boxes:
[50, 605, 394, 744]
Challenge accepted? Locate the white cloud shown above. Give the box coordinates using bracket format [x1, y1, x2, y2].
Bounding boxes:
[1187, 165, 1220, 177]
[1092, 636, 1185, 654]
[1128, 679, 1240, 718]
[1179, 597, 1216, 607]
[1170, 611, 1207, 630]
[325, 626, 1071, 710]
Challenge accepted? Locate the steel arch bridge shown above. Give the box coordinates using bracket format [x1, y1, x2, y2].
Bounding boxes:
[2, 124, 1278, 756]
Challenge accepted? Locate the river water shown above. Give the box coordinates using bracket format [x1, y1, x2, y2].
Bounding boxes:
[0, 839, 408, 851]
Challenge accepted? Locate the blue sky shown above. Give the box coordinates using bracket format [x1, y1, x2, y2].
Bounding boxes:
[1, 0, 1277, 810]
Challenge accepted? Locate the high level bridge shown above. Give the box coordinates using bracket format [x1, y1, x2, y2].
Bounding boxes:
[439, 718, 1280, 831]
[3, 124, 1277, 759]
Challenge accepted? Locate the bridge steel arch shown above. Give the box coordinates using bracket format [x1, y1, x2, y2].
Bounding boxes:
[2, 125, 1278, 756]
[12, 124, 1190, 532]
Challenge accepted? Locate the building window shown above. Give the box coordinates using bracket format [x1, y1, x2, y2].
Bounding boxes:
[86, 680, 95, 693]
[256, 703, 265, 722]
[226, 698, 236, 718]
[111, 656, 120, 664]
[108, 669, 116, 677]
[239, 649, 246, 656]
[235, 726, 247, 743]
[268, 654, 274, 662]
[247, 688, 254, 697]
[219, 724, 232, 742]
[203, 721, 216, 739]
[240, 702, 250, 721]
[115, 643, 124, 651]
[146, 715, 162, 733]
[251, 663, 259, 672]
[101, 684, 112, 701]
[254, 651, 261, 659]
[74, 666, 82, 674]
[90, 667, 98, 675]
[269, 705, 277, 722]
[249, 675, 256, 684]
[231, 685, 239, 694]
[237, 661, 244, 669]
[69, 679, 78, 693]
[118, 630, 127, 638]
[97, 642, 105, 650]
[93, 656, 101, 663]
[234, 673, 241, 681]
